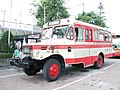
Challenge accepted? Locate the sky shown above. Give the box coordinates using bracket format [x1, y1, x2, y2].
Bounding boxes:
[0, 0, 34, 30]
[0, 0, 120, 34]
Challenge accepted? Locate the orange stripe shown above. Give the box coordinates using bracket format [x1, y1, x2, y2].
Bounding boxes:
[65, 53, 113, 65]
[25, 44, 112, 50]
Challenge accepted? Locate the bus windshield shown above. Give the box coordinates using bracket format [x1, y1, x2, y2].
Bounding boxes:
[42, 25, 69, 39]
[112, 38, 120, 49]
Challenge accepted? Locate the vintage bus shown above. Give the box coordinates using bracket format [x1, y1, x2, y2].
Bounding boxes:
[10, 18, 113, 82]
[112, 35, 120, 57]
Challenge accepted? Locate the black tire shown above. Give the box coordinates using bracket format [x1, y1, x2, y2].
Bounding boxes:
[43, 58, 61, 82]
[94, 55, 103, 69]
[23, 67, 40, 76]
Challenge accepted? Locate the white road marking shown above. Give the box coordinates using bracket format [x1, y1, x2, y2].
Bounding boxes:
[0, 73, 24, 79]
[102, 62, 119, 71]
[53, 62, 119, 90]
[0, 62, 119, 89]
[0, 68, 17, 72]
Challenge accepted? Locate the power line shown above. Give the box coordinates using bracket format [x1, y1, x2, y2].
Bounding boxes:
[0, 20, 33, 26]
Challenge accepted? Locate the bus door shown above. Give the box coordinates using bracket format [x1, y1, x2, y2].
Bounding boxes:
[65, 27, 76, 64]
[74, 27, 90, 65]
[84, 29, 92, 65]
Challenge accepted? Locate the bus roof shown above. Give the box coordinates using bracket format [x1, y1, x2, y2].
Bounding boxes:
[43, 18, 110, 31]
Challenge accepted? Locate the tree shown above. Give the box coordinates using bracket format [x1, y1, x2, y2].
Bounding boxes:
[76, 11, 107, 28]
[0, 31, 15, 53]
[35, 0, 69, 27]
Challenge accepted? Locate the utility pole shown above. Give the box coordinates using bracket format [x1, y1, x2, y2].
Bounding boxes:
[1, 10, 6, 28]
[42, 0, 46, 24]
[8, 0, 13, 47]
[77, 3, 85, 14]
[29, 9, 35, 34]
[14, 19, 19, 35]
[98, 2, 104, 15]
[82, 3, 84, 14]
[32, 11, 35, 34]
[43, 4, 46, 24]
[19, 12, 21, 30]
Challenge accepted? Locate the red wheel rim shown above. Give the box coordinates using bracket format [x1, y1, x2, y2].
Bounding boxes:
[98, 57, 102, 67]
[49, 64, 59, 78]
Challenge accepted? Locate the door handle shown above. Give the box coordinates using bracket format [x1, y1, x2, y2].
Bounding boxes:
[68, 47, 71, 52]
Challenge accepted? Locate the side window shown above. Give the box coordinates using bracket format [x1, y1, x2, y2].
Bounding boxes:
[104, 31, 112, 42]
[85, 29, 92, 42]
[93, 29, 99, 41]
[99, 29, 104, 41]
[75, 27, 84, 41]
[85, 30, 89, 40]
[66, 27, 74, 40]
[78, 28, 84, 41]
[75, 28, 79, 41]
[108, 32, 112, 42]
[104, 32, 109, 42]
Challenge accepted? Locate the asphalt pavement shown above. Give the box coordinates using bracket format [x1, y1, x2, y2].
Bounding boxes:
[0, 58, 120, 90]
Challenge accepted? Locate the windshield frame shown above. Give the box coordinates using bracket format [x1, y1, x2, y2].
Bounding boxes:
[41, 27, 53, 40]
[41, 25, 69, 40]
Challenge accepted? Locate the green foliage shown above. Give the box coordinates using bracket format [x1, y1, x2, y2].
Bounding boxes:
[35, 0, 70, 27]
[0, 53, 13, 59]
[76, 11, 107, 28]
[0, 31, 15, 53]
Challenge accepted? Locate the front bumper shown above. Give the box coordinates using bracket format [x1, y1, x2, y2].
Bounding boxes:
[10, 58, 30, 69]
[113, 52, 120, 57]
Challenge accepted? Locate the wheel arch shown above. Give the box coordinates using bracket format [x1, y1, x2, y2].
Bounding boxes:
[45, 54, 65, 71]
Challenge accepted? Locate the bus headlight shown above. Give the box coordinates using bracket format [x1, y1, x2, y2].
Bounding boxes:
[23, 46, 31, 54]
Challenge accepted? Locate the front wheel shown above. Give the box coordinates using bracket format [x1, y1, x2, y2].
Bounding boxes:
[23, 67, 41, 76]
[94, 55, 103, 69]
[43, 58, 61, 82]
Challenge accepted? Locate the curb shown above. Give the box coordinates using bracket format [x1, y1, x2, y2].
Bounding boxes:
[0, 58, 11, 67]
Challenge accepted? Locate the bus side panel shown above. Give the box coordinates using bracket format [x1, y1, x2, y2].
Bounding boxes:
[65, 55, 98, 67]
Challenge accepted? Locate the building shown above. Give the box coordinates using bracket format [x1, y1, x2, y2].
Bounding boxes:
[0, 26, 42, 48]
[0, 26, 42, 39]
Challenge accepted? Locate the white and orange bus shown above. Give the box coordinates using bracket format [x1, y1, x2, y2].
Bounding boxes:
[10, 18, 113, 81]
[112, 35, 120, 57]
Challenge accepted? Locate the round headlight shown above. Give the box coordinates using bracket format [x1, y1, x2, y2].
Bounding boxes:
[23, 47, 30, 53]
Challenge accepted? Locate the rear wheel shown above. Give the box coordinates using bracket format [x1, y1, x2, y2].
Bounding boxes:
[94, 55, 103, 69]
[43, 58, 61, 82]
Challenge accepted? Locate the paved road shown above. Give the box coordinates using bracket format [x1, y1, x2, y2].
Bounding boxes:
[0, 58, 120, 90]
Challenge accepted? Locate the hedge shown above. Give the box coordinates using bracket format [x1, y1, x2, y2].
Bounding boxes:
[0, 31, 15, 53]
[0, 53, 13, 59]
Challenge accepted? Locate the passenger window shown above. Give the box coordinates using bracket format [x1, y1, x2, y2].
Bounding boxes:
[99, 30, 104, 41]
[108, 32, 112, 42]
[93, 29, 99, 40]
[75, 28, 79, 41]
[75, 27, 84, 41]
[104, 31, 112, 42]
[79, 28, 84, 41]
[85, 30, 89, 40]
[104, 34, 109, 41]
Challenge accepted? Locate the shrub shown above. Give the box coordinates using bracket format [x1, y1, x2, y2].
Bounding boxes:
[0, 53, 13, 59]
[0, 30, 15, 53]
